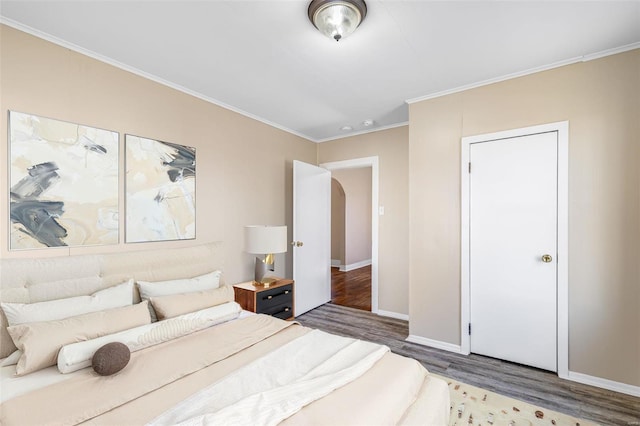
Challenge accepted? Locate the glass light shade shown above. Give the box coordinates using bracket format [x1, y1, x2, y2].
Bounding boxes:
[244, 225, 288, 255]
[312, 1, 364, 41]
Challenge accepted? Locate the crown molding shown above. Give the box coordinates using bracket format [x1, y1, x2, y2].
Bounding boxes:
[315, 121, 408, 143]
[406, 42, 640, 105]
[0, 18, 313, 142]
[3, 18, 637, 143]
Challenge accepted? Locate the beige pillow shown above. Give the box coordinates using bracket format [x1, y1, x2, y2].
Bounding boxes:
[1, 280, 133, 359]
[8, 302, 151, 376]
[0, 311, 15, 359]
[137, 271, 222, 321]
[58, 301, 241, 374]
[150, 286, 234, 320]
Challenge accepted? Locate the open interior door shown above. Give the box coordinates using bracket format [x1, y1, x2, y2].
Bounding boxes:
[292, 160, 331, 315]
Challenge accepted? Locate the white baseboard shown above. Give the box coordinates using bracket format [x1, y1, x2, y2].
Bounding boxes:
[404, 337, 640, 397]
[405, 335, 640, 397]
[331, 259, 341, 267]
[567, 371, 640, 397]
[406, 334, 464, 354]
[339, 259, 372, 272]
[377, 310, 409, 321]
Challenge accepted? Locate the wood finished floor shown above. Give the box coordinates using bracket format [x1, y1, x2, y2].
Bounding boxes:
[331, 265, 371, 311]
[297, 303, 640, 426]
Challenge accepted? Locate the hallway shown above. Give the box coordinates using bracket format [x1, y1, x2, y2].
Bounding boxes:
[330, 265, 371, 311]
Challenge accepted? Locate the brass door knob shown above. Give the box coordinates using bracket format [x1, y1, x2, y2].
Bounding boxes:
[542, 254, 553, 263]
[291, 241, 304, 247]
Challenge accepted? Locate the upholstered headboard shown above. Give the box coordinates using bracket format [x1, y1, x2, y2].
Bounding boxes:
[0, 242, 224, 358]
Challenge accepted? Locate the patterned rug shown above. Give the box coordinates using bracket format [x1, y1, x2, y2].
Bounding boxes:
[434, 374, 599, 426]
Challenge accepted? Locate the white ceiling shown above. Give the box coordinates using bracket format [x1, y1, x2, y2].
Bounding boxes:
[1, 1, 639, 142]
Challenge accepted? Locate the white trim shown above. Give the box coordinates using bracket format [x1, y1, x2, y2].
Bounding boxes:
[567, 371, 640, 398]
[406, 335, 464, 354]
[377, 310, 408, 321]
[460, 136, 471, 356]
[331, 259, 341, 267]
[556, 123, 569, 379]
[316, 122, 409, 143]
[581, 42, 640, 62]
[0, 17, 403, 145]
[406, 42, 640, 105]
[4, 17, 636, 145]
[320, 156, 379, 314]
[339, 259, 372, 272]
[460, 122, 569, 378]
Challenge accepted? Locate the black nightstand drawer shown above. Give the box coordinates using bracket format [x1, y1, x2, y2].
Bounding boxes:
[256, 284, 293, 312]
[261, 303, 293, 319]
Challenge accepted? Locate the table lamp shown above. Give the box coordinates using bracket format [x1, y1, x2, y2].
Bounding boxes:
[244, 225, 288, 286]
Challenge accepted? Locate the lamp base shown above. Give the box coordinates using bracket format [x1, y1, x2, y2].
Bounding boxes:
[254, 256, 276, 286]
[253, 277, 278, 288]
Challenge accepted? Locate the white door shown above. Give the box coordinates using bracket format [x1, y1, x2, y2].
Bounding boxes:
[470, 131, 558, 371]
[293, 160, 331, 315]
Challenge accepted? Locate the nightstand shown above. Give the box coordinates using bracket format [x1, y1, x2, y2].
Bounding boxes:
[233, 279, 294, 320]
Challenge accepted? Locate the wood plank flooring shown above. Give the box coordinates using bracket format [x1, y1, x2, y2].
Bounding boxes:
[297, 303, 640, 426]
[331, 265, 371, 311]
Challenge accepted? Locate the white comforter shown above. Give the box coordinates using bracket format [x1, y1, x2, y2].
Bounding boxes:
[150, 329, 390, 426]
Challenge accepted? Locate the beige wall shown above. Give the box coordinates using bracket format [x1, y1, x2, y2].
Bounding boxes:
[330, 178, 346, 263]
[318, 126, 409, 315]
[409, 49, 640, 386]
[4, 23, 637, 388]
[332, 168, 372, 267]
[0, 25, 317, 284]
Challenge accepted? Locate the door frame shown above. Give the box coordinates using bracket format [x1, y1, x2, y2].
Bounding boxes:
[320, 156, 379, 313]
[460, 122, 568, 379]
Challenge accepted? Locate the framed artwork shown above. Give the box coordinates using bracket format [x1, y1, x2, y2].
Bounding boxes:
[125, 134, 196, 243]
[9, 111, 119, 249]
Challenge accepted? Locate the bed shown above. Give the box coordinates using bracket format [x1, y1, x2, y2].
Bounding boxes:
[0, 242, 450, 425]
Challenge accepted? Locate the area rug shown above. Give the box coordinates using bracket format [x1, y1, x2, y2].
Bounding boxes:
[434, 374, 599, 426]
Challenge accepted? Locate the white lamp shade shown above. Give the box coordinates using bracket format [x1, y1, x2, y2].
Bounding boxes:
[244, 225, 288, 254]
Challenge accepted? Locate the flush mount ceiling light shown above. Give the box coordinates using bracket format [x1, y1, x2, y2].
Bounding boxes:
[308, 0, 367, 42]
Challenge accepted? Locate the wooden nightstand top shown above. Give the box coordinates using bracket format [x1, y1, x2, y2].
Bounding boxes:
[233, 278, 294, 293]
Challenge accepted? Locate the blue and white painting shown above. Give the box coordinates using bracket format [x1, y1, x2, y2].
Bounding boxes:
[9, 111, 119, 249]
[125, 135, 195, 243]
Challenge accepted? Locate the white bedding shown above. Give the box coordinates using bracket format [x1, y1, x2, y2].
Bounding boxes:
[0, 245, 450, 425]
[0, 363, 67, 404]
[150, 329, 389, 425]
[1, 313, 449, 425]
[0, 309, 255, 404]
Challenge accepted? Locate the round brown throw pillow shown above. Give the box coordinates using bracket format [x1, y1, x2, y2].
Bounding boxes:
[92, 342, 130, 376]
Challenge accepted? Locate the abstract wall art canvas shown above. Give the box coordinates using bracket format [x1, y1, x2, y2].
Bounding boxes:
[125, 135, 195, 243]
[9, 111, 119, 249]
